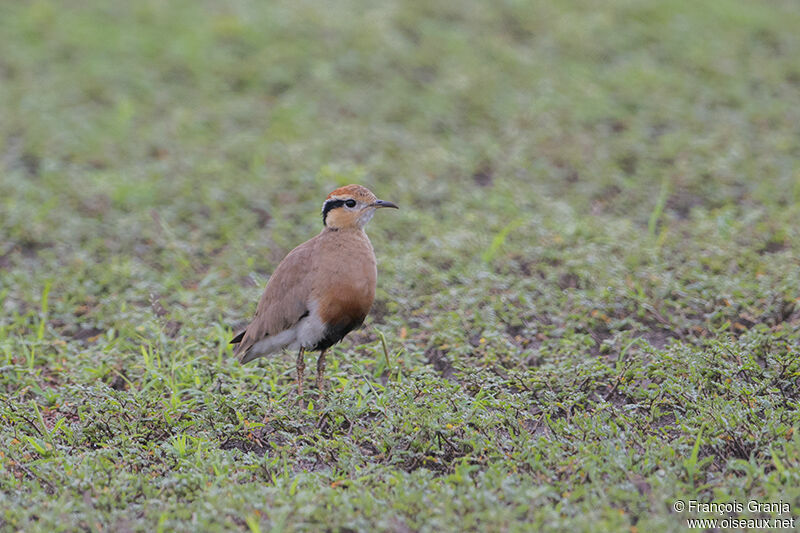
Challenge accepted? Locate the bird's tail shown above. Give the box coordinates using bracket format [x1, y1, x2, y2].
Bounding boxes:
[239, 349, 261, 364]
[230, 330, 255, 364]
[230, 330, 245, 345]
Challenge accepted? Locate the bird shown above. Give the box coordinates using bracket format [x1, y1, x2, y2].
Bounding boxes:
[230, 184, 398, 394]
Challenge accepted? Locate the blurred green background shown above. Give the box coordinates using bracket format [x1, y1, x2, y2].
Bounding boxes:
[1, 0, 799, 531]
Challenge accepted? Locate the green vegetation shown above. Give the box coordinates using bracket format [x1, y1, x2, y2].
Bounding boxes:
[2, 0, 799, 531]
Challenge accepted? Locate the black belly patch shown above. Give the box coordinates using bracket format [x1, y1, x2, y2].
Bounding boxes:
[312, 317, 365, 351]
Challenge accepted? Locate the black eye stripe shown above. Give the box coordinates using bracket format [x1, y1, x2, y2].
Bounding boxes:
[322, 199, 346, 225]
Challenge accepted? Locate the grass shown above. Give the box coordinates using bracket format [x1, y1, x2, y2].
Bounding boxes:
[1, 0, 800, 531]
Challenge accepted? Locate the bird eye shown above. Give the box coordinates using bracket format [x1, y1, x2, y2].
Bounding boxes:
[345, 199, 357, 208]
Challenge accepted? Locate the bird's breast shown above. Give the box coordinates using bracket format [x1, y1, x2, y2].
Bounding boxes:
[313, 230, 377, 328]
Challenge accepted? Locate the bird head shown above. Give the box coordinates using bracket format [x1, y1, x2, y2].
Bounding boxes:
[321, 184, 398, 230]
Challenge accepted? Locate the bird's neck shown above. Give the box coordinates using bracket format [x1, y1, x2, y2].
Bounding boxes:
[322, 225, 364, 234]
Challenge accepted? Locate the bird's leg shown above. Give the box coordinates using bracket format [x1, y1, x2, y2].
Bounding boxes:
[316, 350, 327, 391]
[296, 347, 305, 395]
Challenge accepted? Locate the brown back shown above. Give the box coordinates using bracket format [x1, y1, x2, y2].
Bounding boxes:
[234, 227, 377, 357]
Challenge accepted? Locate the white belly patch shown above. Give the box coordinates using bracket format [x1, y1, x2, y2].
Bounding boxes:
[247, 300, 327, 357]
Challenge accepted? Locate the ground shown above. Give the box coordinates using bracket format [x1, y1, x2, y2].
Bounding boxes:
[1, 0, 799, 531]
